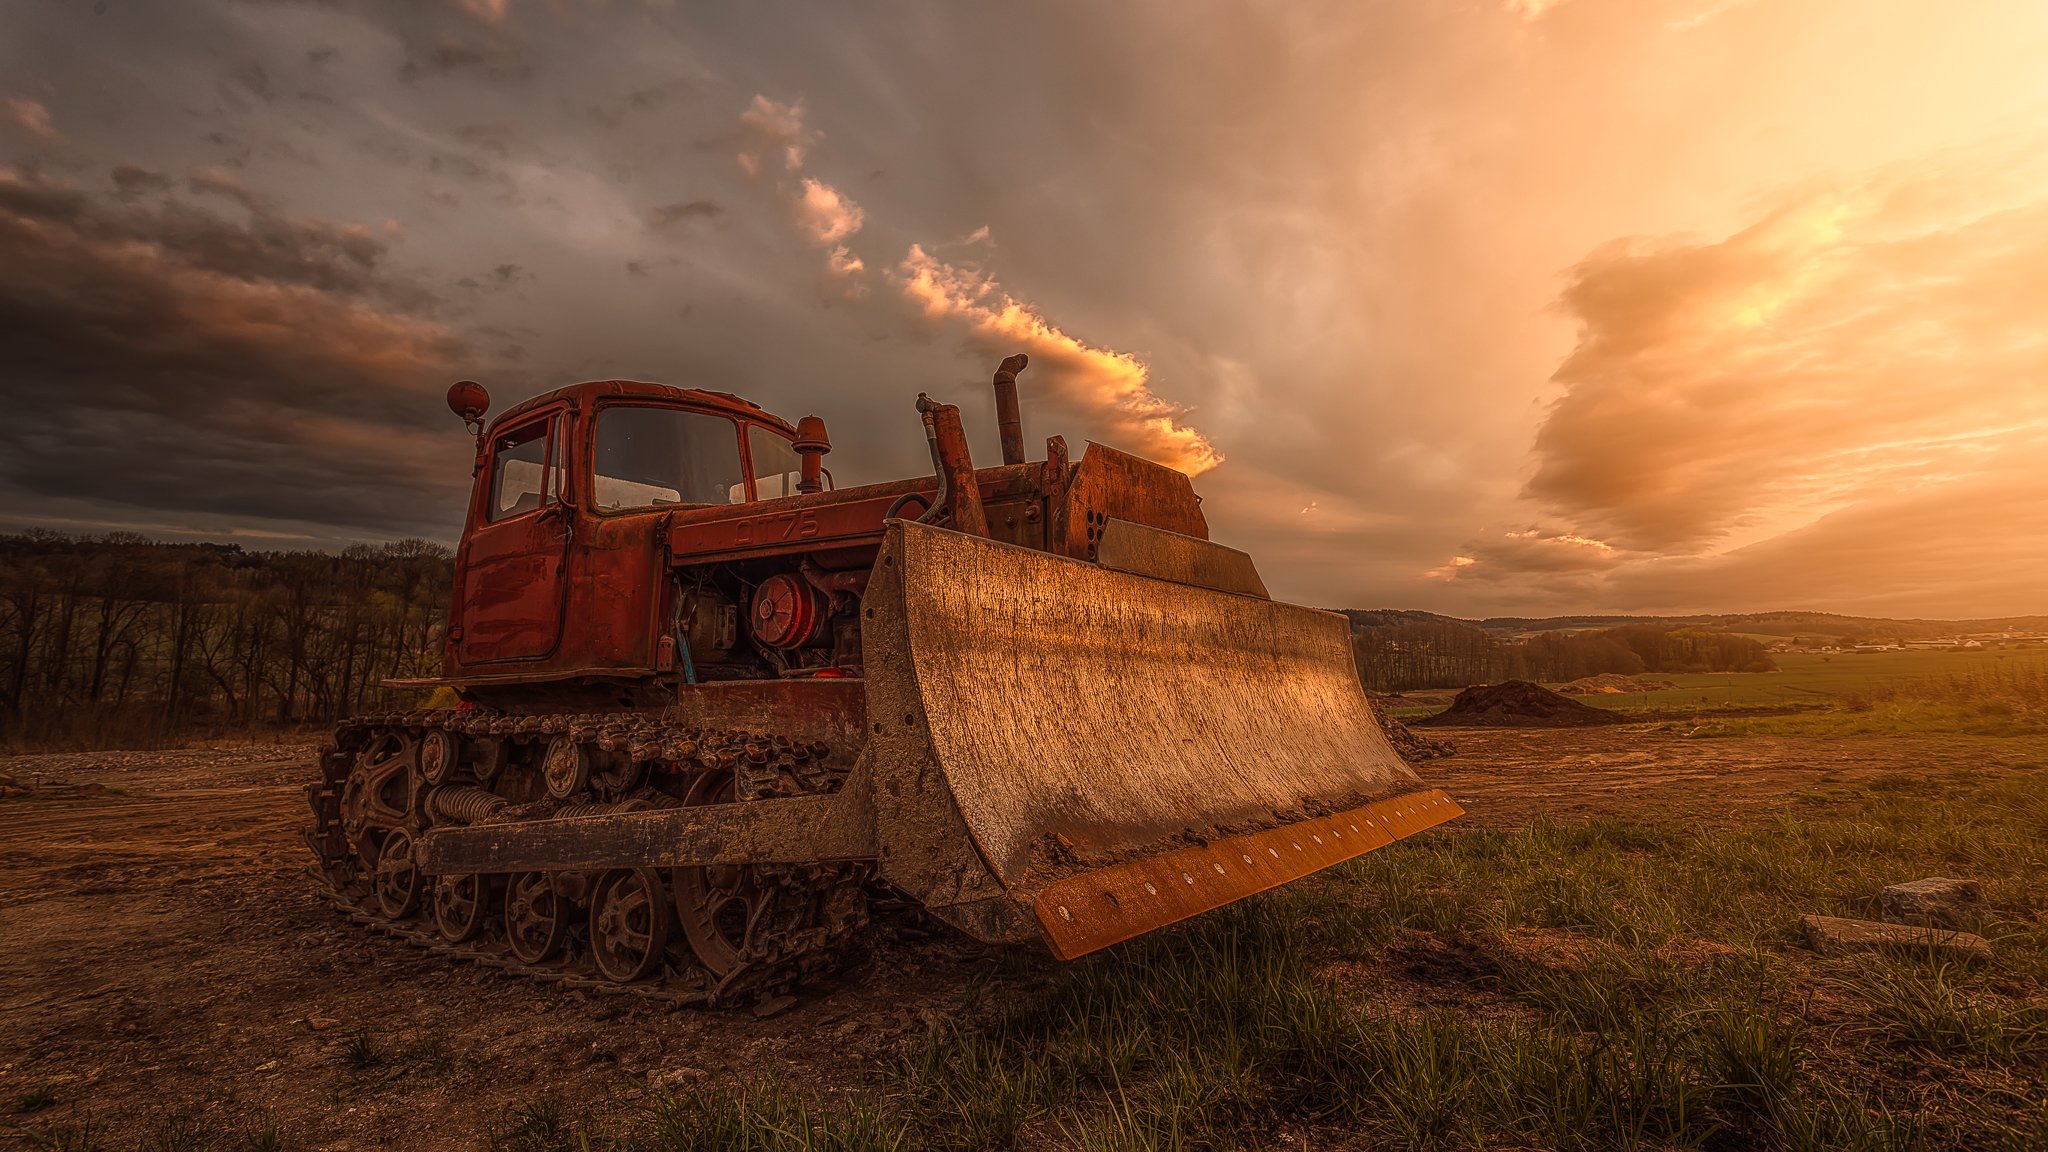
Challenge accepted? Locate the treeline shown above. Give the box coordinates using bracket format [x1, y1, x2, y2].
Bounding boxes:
[0, 532, 450, 749]
[1351, 619, 1775, 693]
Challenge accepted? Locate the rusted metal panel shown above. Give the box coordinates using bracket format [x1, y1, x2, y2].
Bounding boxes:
[455, 406, 573, 664]
[659, 466, 1037, 567]
[416, 790, 875, 875]
[1095, 518, 1270, 598]
[1032, 788, 1462, 959]
[916, 396, 990, 537]
[883, 520, 1425, 886]
[666, 679, 868, 754]
[1058, 442, 1208, 559]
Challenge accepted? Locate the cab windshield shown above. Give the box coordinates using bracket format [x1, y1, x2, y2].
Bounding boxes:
[592, 406, 747, 508]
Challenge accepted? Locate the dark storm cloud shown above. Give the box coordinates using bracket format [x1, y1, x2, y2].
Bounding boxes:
[110, 165, 172, 198]
[649, 199, 722, 229]
[0, 166, 475, 534]
[586, 78, 704, 129]
[398, 37, 531, 85]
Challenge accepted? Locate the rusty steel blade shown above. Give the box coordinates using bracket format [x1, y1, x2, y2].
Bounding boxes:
[1033, 788, 1462, 959]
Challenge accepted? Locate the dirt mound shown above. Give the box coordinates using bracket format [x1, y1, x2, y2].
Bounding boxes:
[1413, 680, 1628, 728]
[1558, 673, 1678, 695]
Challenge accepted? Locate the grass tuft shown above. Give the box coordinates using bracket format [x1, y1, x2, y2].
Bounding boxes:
[340, 1027, 385, 1070]
[14, 1085, 59, 1114]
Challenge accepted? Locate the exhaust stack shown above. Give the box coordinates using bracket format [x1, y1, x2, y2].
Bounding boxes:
[991, 354, 1029, 465]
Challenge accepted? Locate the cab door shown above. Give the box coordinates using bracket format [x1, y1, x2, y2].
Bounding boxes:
[457, 411, 570, 663]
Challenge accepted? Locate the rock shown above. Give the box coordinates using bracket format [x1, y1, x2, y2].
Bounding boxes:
[1799, 914, 1993, 963]
[305, 1016, 339, 1032]
[650, 1066, 707, 1091]
[1881, 877, 1983, 929]
[751, 993, 798, 1019]
[1367, 697, 1456, 761]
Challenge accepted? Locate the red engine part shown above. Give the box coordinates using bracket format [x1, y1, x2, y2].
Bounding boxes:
[750, 573, 829, 649]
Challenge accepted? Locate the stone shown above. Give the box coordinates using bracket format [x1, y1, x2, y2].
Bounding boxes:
[1799, 914, 1993, 963]
[1880, 877, 1983, 929]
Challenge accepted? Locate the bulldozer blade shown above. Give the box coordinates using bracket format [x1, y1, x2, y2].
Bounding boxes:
[861, 519, 1459, 955]
[1034, 788, 1460, 958]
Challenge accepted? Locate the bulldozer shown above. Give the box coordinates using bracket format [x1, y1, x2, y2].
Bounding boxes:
[305, 354, 1459, 1005]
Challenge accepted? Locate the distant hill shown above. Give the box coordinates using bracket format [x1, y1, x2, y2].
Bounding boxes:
[1337, 609, 2048, 641]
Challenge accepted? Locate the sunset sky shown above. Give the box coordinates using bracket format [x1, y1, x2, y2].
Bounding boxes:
[2, 0, 2044, 617]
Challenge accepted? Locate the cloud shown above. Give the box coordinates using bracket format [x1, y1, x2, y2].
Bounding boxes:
[453, 0, 510, 25]
[1443, 148, 2048, 612]
[0, 166, 474, 534]
[894, 244, 1222, 475]
[792, 177, 862, 246]
[649, 198, 723, 229]
[724, 93, 1220, 473]
[3, 98, 60, 141]
[736, 95, 813, 178]
[729, 97, 865, 286]
[1602, 448, 2048, 614]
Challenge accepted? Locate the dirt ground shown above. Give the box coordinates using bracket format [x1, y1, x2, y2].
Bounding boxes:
[2, 727, 2041, 1148]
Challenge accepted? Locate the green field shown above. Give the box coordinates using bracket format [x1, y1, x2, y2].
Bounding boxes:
[1576, 649, 2045, 709]
[1387, 648, 2048, 737]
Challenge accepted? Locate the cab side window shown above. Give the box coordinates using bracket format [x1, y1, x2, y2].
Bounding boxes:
[488, 419, 558, 521]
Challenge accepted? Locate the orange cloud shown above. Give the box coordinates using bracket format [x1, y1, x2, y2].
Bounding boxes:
[793, 177, 862, 246]
[729, 94, 1218, 474]
[894, 244, 1221, 475]
[3, 98, 59, 141]
[1526, 163, 2048, 554]
[737, 95, 813, 178]
[1431, 143, 2048, 613]
[733, 98, 864, 286]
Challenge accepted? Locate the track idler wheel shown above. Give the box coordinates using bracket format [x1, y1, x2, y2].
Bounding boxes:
[504, 871, 570, 964]
[591, 869, 670, 983]
[432, 873, 491, 944]
[372, 829, 423, 920]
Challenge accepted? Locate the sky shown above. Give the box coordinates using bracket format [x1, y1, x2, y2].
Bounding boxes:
[1, 0, 2045, 618]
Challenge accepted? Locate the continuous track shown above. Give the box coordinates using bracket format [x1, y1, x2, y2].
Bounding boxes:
[305, 708, 869, 1009]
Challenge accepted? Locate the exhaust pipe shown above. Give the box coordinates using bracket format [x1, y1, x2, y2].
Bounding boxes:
[991, 354, 1029, 466]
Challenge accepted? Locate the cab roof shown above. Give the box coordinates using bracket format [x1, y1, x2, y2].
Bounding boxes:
[491, 380, 797, 437]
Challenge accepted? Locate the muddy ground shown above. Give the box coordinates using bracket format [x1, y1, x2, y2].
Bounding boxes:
[1, 728, 2039, 1148]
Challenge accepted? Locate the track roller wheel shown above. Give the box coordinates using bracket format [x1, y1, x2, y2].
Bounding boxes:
[419, 729, 459, 786]
[504, 871, 570, 964]
[372, 829, 422, 919]
[591, 868, 670, 983]
[543, 737, 590, 799]
[432, 873, 490, 943]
